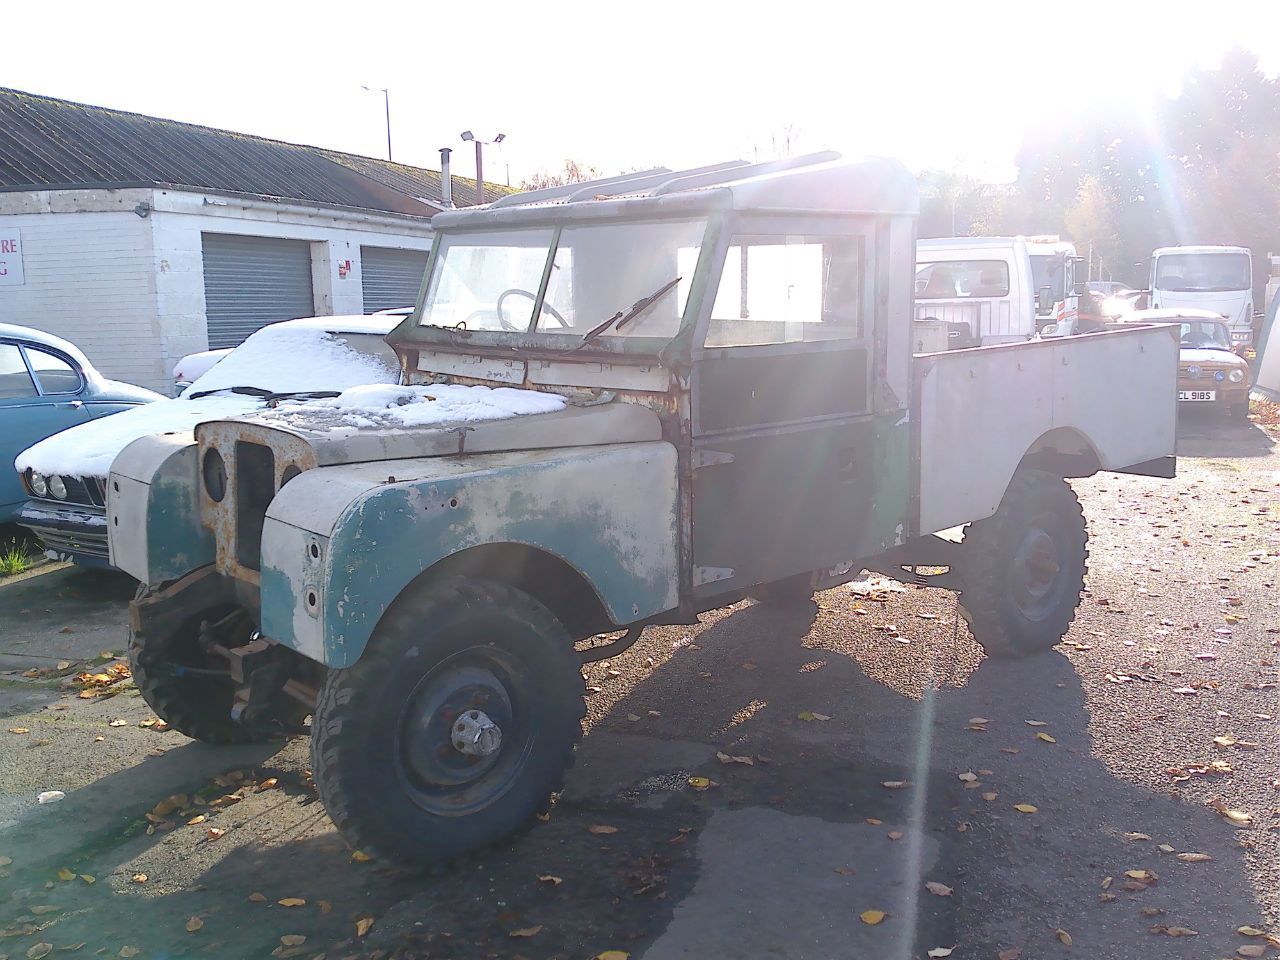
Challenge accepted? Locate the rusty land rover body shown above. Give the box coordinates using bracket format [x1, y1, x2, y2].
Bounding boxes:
[108, 154, 1179, 866]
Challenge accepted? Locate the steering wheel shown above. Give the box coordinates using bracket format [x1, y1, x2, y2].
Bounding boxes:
[496, 288, 569, 331]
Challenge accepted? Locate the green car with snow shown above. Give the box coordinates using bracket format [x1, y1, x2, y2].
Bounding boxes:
[108, 154, 1179, 867]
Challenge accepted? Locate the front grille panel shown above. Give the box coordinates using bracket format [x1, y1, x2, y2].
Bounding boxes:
[234, 441, 275, 571]
[36, 526, 109, 560]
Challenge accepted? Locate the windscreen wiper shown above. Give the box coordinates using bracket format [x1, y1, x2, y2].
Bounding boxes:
[574, 276, 682, 351]
[185, 386, 341, 403]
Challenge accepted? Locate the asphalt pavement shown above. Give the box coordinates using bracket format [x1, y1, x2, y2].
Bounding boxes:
[0, 408, 1277, 960]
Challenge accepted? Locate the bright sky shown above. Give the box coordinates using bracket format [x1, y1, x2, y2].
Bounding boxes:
[4, 1, 1279, 187]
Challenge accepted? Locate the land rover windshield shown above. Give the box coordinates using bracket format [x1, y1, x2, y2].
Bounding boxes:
[418, 219, 709, 343]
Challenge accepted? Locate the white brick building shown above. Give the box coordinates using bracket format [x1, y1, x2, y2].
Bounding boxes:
[0, 88, 502, 392]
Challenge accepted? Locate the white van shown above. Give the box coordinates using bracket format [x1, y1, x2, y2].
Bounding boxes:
[915, 237, 1038, 348]
[1025, 238, 1080, 327]
[1255, 289, 1279, 403]
[1150, 245, 1254, 350]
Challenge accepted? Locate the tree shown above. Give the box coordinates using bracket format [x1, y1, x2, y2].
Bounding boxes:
[519, 160, 603, 191]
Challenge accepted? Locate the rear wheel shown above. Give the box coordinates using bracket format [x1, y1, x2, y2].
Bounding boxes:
[958, 469, 1087, 658]
[311, 577, 585, 868]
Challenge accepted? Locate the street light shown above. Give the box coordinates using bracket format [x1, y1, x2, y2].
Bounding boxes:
[362, 86, 392, 161]
[461, 130, 505, 204]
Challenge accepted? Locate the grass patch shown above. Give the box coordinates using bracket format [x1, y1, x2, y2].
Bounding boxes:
[0, 537, 34, 576]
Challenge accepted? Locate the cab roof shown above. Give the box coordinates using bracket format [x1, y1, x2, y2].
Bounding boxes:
[430, 152, 919, 230]
[1152, 245, 1250, 257]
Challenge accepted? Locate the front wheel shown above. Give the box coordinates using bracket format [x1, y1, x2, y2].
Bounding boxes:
[958, 469, 1087, 658]
[311, 578, 585, 867]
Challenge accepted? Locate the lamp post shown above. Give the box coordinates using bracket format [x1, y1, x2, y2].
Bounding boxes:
[460, 130, 505, 204]
[362, 86, 392, 161]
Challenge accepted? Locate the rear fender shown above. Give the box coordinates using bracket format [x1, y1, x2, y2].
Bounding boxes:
[259, 442, 680, 667]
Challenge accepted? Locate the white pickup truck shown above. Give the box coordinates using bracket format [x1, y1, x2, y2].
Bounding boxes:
[109, 152, 1179, 867]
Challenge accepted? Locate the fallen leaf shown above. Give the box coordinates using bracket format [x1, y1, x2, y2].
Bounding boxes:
[79, 874, 95, 884]
[593, 953, 630, 960]
[865, 817, 883, 825]
[186, 815, 206, 826]
[1237, 946, 1266, 958]
[351, 849, 373, 862]
[1177, 852, 1213, 862]
[1123, 832, 1152, 842]
[9, 727, 30, 734]
[538, 874, 563, 885]
[1013, 803, 1038, 814]
[981, 791, 998, 801]
[1025, 720, 1048, 727]
[205, 827, 226, 841]
[131, 873, 148, 883]
[1101, 876, 1113, 889]
[859, 909, 886, 925]
[27, 944, 53, 959]
[626, 714, 641, 722]
[56, 867, 75, 881]
[1151, 925, 1198, 937]
[316, 900, 332, 914]
[925, 881, 952, 896]
[355, 916, 374, 938]
[119, 949, 140, 959]
[881, 781, 910, 789]
[887, 830, 904, 840]
[968, 717, 990, 725]
[957, 771, 978, 782]
[185, 917, 203, 933]
[588, 825, 619, 835]
[277, 898, 306, 907]
[687, 776, 718, 790]
[1035, 732, 1057, 743]
[927, 949, 954, 958]
[256, 778, 280, 792]
[280, 935, 305, 946]
[1237, 926, 1266, 937]
[833, 866, 856, 875]
[247, 892, 267, 902]
[1055, 928, 1072, 946]
[797, 711, 831, 722]
[716, 752, 754, 766]
[509, 926, 543, 938]
[1158, 843, 1175, 854]
[108, 719, 127, 727]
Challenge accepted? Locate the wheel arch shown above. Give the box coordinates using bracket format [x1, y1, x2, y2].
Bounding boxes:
[1017, 427, 1102, 479]
[387, 542, 616, 642]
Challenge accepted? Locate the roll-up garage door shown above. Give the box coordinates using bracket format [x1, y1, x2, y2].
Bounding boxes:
[360, 246, 429, 313]
[201, 234, 315, 348]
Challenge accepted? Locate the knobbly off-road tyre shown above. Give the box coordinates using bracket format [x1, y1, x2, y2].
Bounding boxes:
[958, 469, 1087, 658]
[128, 587, 263, 744]
[311, 577, 586, 868]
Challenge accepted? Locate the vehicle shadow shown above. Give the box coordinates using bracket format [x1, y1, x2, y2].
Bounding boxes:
[1175, 406, 1276, 458]
[6, 593, 1265, 960]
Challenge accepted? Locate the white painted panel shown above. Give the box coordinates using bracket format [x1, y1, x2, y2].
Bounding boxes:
[915, 325, 1179, 534]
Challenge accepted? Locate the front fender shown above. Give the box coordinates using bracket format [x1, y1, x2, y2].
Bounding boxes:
[259, 442, 679, 667]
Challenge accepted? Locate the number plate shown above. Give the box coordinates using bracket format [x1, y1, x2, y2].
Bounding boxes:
[1178, 390, 1216, 401]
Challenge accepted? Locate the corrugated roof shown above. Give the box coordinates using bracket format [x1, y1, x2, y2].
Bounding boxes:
[0, 87, 510, 216]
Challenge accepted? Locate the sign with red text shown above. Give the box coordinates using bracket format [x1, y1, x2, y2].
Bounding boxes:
[0, 229, 23, 286]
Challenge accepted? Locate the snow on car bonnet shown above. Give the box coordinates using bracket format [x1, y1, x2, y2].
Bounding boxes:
[260, 384, 566, 431]
[182, 324, 396, 397]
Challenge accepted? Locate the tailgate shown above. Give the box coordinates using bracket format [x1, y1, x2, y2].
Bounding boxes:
[912, 325, 1179, 536]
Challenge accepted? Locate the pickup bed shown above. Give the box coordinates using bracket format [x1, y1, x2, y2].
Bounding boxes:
[914, 324, 1177, 535]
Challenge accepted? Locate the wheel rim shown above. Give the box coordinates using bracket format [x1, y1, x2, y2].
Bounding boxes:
[397, 646, 533, 817]
[1009, 523, 1063, 621]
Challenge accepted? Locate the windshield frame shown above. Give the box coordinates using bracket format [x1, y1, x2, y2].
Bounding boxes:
[399, 214, 716, 360]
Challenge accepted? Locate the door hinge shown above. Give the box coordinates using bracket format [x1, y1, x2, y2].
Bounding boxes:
[693, 565, 735, 586]
[692, 449, 734, 469]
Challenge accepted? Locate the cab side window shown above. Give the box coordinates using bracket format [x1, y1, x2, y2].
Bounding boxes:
[703, 235, 863, 347]
[0, 344, 37, 399]
[25, 347, 82, 394]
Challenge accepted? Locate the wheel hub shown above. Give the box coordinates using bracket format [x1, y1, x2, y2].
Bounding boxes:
[1011, 525, 1062, 620]
[451, 709, 502, 757]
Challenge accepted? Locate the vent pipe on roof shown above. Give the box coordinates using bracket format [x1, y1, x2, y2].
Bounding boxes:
[439, 147, 454, 208]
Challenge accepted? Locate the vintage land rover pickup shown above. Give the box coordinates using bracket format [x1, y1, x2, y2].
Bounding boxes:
[107, 153, 1179, 867]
